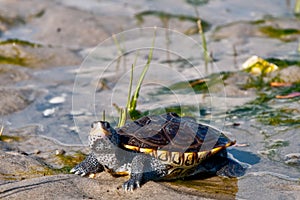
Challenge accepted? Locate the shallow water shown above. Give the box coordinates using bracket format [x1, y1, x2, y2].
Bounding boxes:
[1, 0, 300, 199]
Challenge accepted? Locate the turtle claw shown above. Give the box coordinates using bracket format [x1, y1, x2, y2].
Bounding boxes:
[122, 182, 136, 192]
[74, 170, 81, 175]
[122, 180, 140, 192]
[70, 153, 104, 177]
[122, 173, 143, 192]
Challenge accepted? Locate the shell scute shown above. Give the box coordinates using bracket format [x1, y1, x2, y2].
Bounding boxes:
[118, 113, 234, 154]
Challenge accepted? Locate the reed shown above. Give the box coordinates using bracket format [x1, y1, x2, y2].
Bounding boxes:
[197, 19, 210, 70]
[117, 28, 156, 126]
[295, 0, 300, 14]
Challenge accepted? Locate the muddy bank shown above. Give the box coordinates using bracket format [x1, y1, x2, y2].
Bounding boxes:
[0, 126, 211, 200]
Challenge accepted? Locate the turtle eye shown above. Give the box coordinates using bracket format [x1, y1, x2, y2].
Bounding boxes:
[101, 121, 110, 129]
[91, 121, 100, 128]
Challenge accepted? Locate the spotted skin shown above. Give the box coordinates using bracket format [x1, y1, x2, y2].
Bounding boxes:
[70, 153, 103, 176]
[71, 113, 246, 191]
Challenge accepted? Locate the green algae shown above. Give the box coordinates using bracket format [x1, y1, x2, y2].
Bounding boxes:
[266, 139, 289, 149]
[0, 135, 21, 142]
[260, 139, 290, 161]
[257, 110, 300, 126]
[259, 26, 300, 42]
[0, 14, 25, 27]
[0, 38, 42, 48]
[229, 80, 300, 126]
[186, 0, 209, 6]
[136, 11, 198, 23]
[0, 168, 54, 181]
[0, 54, 29, 66]
[157, 72, 232, 95]
[228, 78, 300, 127]
[54, 151, 86, 174]
[250, 19, 266, 25]
[0, 39, 42, 66]
[135, 10, 210, 33]
[265, 58, 300, 68]
[0, 9, 45, 28]
[227, 58, 300, 127]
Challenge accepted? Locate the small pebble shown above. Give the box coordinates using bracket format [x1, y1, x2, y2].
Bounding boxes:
[233, 122, 241, 126]
[34, 149, 41, 154]
[284, 153, 300, 160]
[70, 110, 85, 116]
[284, 153, 300, 165]
[43, 108, 56, 117]
[89, 173, 96, 179]
[285, 159, 300, 165]
[69, 126, 79, 133]
[49, 96, 66, 104]
[55, 149, 66, 156]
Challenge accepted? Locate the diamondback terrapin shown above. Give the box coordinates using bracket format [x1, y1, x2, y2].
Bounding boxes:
[71, 112, 245, 191]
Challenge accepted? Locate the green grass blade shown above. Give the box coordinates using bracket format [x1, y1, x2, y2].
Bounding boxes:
[197, 19, 210, 69]
[295, 0, 300, 14]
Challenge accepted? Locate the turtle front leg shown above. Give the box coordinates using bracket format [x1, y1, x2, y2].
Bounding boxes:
[122, 154, 166, 191]
[70, 153, 104, 176]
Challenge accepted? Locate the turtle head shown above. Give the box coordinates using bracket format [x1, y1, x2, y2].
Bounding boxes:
[89, 121, 119, 152]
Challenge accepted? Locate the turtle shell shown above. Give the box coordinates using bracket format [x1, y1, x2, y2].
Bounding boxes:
[117, 112, 235, 153]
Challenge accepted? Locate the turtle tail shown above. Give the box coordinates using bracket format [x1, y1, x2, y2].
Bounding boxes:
[210, 140, 236, 155]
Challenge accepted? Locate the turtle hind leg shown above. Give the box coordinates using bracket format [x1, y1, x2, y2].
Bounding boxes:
[123, 173, 143, 191]
[122, 155, 166, 191]
[216, 158, 246, 178]
[70, 153, 104, 176]
[194, 149, 246, 177]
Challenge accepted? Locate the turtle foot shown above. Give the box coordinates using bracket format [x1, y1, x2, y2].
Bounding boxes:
[71, 153, 103, 176]
[122, 173, 143, 192]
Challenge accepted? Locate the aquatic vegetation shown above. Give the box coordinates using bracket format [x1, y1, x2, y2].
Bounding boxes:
[0, 38, 42, 48]
[115, 29, 156, 126]
[294, 0, 300, 15]
[265, 58, 300, 68]
[231, 76, 300, 125]
[55, 151, 86, 173]
[0, 39, 42, 66]
[136, 11, 199, 23]
[135, 10, 210, 34]
[257, 109, 300, 126]
[197, 19, 211, 68]
[0, 14, 25, 27]
[0, 135, 21, 142]
[228, 57, 300, 126]
[259, 26, 300, 42]
[266, 139, 290, 149]
[185, 0, 209, 6]
[0, 54, 28, 66]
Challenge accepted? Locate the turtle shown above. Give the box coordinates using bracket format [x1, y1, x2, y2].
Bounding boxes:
[71, 112, 245, 191]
